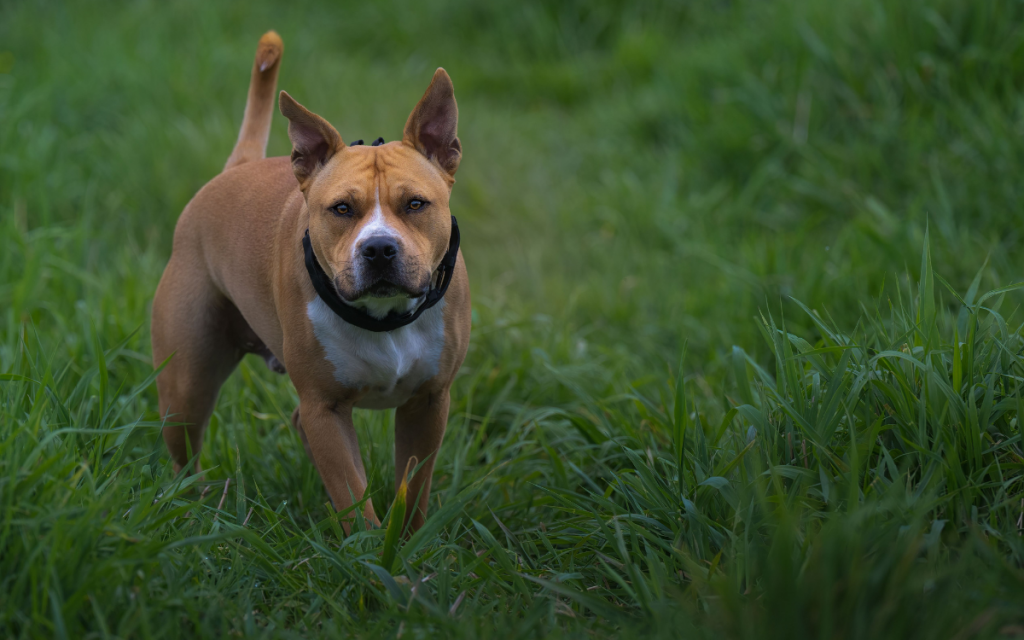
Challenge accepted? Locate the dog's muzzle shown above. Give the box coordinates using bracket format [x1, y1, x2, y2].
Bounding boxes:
[350, 235, 425, 300]
[302, 216, 460, 333]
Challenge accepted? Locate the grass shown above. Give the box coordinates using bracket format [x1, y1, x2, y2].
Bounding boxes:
[2, 0, 1024, 637]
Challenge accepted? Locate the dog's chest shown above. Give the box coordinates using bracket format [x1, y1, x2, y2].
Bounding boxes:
[306, 297, 445, 409]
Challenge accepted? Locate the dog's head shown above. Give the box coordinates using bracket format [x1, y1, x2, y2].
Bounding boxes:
[279, 69, 461, 318]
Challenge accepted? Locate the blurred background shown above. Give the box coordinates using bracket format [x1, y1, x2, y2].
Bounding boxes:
[5, 0, 1024, 507]
[4, 0, 1021, 372]
[3, 1, 1024, 636]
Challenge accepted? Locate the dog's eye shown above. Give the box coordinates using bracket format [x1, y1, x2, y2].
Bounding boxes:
[407, 199, 426, 212]
[332, 203, 351, 217]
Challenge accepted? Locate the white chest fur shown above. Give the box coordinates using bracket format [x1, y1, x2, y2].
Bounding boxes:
[306, 296, 446, 409]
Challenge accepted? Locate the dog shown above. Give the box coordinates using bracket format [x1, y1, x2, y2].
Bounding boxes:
[151, 31, 470, 533]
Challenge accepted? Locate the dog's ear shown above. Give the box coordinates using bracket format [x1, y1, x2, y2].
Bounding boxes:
[403, 68, 461, 177]
[279, 91, 344, 188]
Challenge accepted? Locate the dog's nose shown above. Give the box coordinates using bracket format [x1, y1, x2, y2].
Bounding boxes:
[361, 237, 398, 267]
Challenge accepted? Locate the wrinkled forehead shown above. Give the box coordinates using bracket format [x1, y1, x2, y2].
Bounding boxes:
[308, 142, 451, 204]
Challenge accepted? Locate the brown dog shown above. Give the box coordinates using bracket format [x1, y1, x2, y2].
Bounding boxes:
[151, 31, 470, 532]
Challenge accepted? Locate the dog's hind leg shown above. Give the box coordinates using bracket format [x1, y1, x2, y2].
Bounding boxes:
[152, 258, 243, 474]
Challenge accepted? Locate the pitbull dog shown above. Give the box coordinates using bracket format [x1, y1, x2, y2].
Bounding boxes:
[151, 31, 470, 532]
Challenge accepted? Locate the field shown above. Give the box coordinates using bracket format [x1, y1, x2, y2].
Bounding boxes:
[3, 0, 1024, 637]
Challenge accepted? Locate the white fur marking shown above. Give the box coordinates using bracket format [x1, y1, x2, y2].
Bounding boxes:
[353, 186, 398, 258]
[352, 186, 403, 297]
[306, 296, 445, 409]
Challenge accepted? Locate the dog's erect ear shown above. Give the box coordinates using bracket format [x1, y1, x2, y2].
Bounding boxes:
[279, 91, 344, 187]
[403, 68, 461, 177]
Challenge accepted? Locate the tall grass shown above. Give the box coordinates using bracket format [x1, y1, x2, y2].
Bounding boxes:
[4, 234, 1022, 638]
[2, 0, 1024, 637]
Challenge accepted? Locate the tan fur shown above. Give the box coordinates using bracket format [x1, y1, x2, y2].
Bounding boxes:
[152, 32, 470, 533]
[225, 31, 283, 170]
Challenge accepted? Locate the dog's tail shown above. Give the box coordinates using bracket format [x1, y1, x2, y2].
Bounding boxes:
[224, 31, 284, 171]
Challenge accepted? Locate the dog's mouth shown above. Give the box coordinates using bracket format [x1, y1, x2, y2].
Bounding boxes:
[333, 278, 428, 320]
[366, 281, 404, 298]
[335, 277, 426, 304]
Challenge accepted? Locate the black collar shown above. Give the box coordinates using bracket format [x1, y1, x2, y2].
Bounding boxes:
[302, 216, 460, 332]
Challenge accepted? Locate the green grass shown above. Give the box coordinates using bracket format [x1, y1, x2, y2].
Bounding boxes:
[3, 0, 1024, 637]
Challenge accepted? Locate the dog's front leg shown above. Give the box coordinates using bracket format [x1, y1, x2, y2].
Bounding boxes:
[297, 398, 377, 530]
[394, 387, 450, 534]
